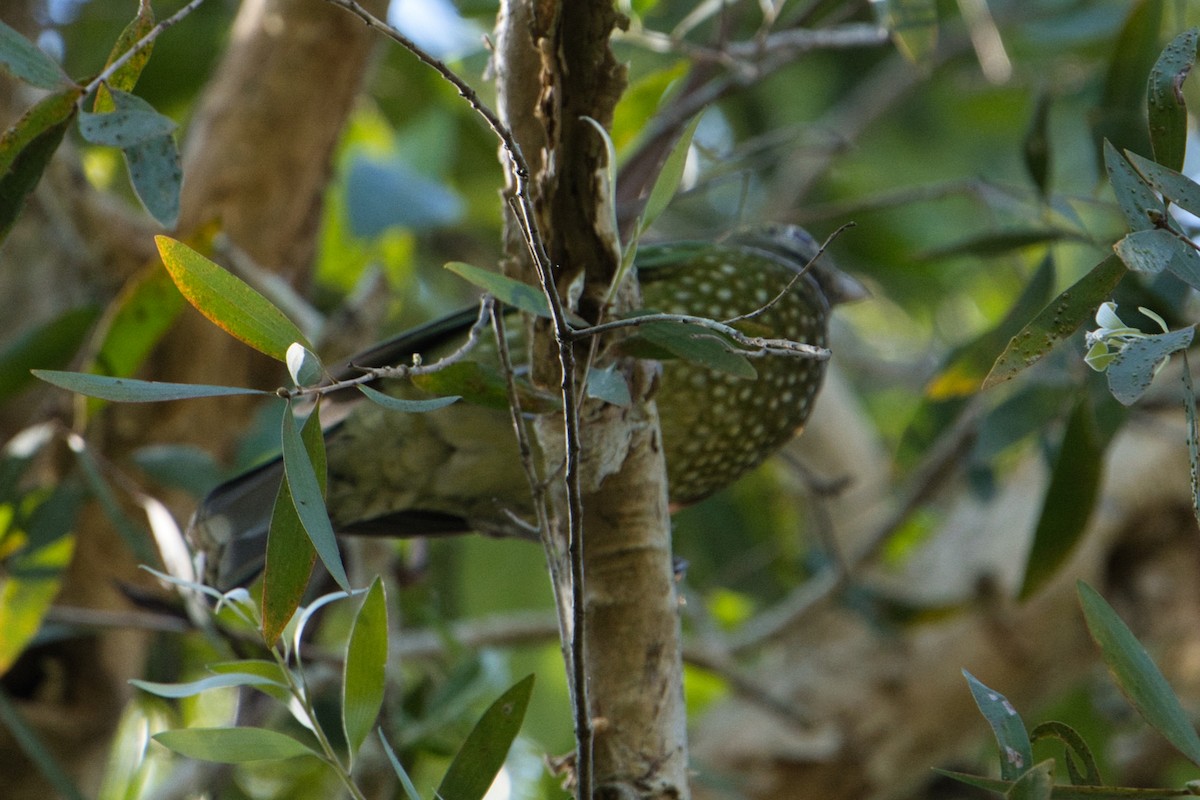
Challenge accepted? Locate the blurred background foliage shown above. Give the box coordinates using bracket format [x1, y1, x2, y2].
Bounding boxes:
[6, 0, 1200, 797]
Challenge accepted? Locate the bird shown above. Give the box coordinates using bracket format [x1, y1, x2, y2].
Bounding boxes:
[190, 225, 864, 589]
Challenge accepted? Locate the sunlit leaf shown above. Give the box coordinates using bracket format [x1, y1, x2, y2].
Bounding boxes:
[962, 670, 1032, 781]
[286, 342, 324, 387]
[152, 727, 318, 763]
[343, 577, 387, 760]
[1146, 28, 1197, 173]
[444, 261, 551, 319]
[983, 255, 1127, 389]
[1019, 397, 1104, 599]
[280, 403, 348, 591]
[155, 236, 311, 360]
[437, 674, 534, 800]
[1078, 581, 1200, 767]
[93, 4, 156, 113]
[0, 20, 70, 89]
[0, 510, 76, 675]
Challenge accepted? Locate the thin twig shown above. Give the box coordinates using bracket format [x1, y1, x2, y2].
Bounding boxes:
[327, 3, 593, 793]
[571, 312, 831, 360]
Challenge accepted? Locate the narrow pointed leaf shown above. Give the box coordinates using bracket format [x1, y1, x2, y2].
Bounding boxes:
[1125, 151, 1200, 218]
[641, 112, 702, 233]
[152, 727, 318, 763]
[358, 383, 460, 413]
[32, 370, 270, 402]
[983, 255, 1127, 389]
[630, 320, 756, 379]
[379, 731, 423, 800]
[130, 673, 287, 699]
[0, 523, 75, 675]
[1078, 581, 1200, 767]
[280, 403, 348, 591]
[1104, 140, 1163, 232]
[261, 473, 316, 643]
[0, 21, 70, 89]
[343, 577, 388, 759]
[962, 670, 1032, 781]
[444, 262, 551, 318]
[1019, 398, 1104, 599]
[1030, 721, 1102, 786]
[112, 92, 180, 227]
[437, 674, 535, 800]
[93, 5, 156, 112]
[1147, 28, 1197, 173]
[0, 87, 82, 242]
[1023, 92, 1052, 197]
[155, 236, 311, 360]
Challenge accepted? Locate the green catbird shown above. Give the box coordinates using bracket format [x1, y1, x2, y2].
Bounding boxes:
[190, 225, 863, 589]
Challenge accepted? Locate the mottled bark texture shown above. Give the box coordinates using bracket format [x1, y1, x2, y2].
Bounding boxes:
[0, 1, 384, 796]
[495, 2, 690, 797]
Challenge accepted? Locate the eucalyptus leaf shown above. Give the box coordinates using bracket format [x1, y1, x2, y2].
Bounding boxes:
[343, 577, 387, 759]
[78, 105, 177, 147]
[444, 262, 551, 318]
[1078, 581, 1200, 767]
[1104, 140, 1163, 232]
[962, 670, 1033, 781]
[0, 20, 70, 89]
[1106, 327, 1194, 405]
[1146, 28, 1197, 173]
[1125, 151, 1200, 218]
[437, 674, 534, 800]
[152, 727, 318, 763]
[280, 403, 348, 591]
[130, 673, 287, 699]
[32, 370, 271, 402]
[358, 383, 461, 413]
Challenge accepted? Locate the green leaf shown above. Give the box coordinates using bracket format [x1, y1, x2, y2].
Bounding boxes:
[1106, 327, 1194, 405]
[0, 515, 75, 675]
[1007, 760, 1054, 800]
[1125, 151, 1200, 218]
[130, 673, 287, 699]
[0, 690, 86, 800]
[1023, 92, 1052, 197]
[628, 320, 756, 379]
[152, 727, 318, 763]
[206, 660, 292, 702]
[586, 364, 631, 407]
[32, 370, 271, 402]
[155, 236, 311, 360]
[0, 20, 70, 89]
[112, 91, 180, 227]
[1079, 580, 1200, 767]
[872, 0, 938, 65]
[0, 305, 100, 404]
[437, 674, 534, 800]
[444, 262, 551, 318]
[379, 730, 423, 800]
[0, 87, 82, 243]
[93, 4, 156, 113]
[280, 403, 348, 591]
[1019, 398, 1105, 599]
[343, 577, 388, 760]
[640, 112, 702, 234]
[983, 255, 1127, 389]
[1091, 0, 1159, 166]
[1146, 28, 1197, 173]
[261, 469, 315, 644]
[962, 670, 1033, 781]
[357, 383, 460, 413]
[916, 229, 1074, 262]
[1030, 721, 1102, 786]
[409, 361, 559, 413]
[78, 104, 176, 148]
[1184, 352, 1200, 528]
[1103, 140, 1163, 232]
